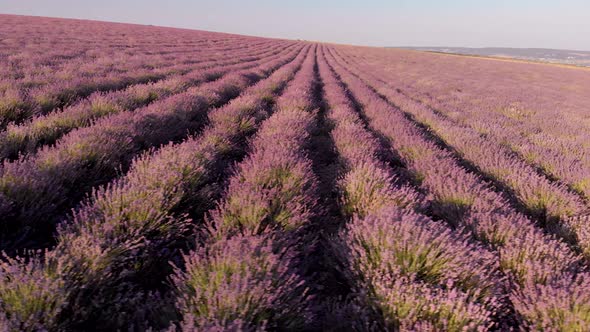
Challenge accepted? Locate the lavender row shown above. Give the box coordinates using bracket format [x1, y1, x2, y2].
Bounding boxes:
[0, 40, 288, 127]
[0, 22, 270, 73]
[0, 39, 288, 129]
[0, 21, 265, 65]
[1, 51, 197, 123]
[334, 46, 590, 206]
[2, 60, 168, 127]
[0, 38, 272, 77]
[0, 18, 219, 68]
[0, 45, 306, 253]
[317, 47, 503, 330]
[337, 209, 503, 331]
[171, 46, 319, 331]
[207, 47, 319, 238]
[334, 48, 590, 258]
[0, 41, 297, 160]
[0, 45, 311, 331]
[325, 46, 590, 329]
[1, 38, 278, 93]
[1, 27, 276, 85]
[453, 103, 590, 200]
[336, 49, 590, 252]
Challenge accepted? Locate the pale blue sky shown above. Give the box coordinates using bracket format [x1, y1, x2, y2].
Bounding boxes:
[2, 0, 589, 50]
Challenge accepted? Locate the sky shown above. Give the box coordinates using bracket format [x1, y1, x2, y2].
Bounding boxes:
[1, 0, 589, 51]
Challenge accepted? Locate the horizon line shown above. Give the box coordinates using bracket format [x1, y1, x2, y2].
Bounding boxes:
[3, 12, 590, 52]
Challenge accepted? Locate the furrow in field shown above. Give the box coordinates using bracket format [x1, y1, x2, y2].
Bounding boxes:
[295, 46, 351, 330]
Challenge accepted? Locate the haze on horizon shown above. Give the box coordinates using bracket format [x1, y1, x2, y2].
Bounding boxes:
[1, 0, 589, 51]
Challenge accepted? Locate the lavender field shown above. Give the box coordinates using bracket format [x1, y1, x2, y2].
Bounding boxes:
[1, 14, 590, 331]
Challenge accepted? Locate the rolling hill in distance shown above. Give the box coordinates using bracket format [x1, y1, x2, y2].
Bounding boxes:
[400, 46, 590, 67]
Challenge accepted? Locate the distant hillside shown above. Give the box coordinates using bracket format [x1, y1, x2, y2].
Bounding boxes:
[397, 46, 590, 67]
